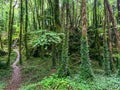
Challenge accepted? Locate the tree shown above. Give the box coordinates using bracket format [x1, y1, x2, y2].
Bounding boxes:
[103, 0, 110, 75]
[117, 0, 120, 23]
[19, 0, 23, 64]
[105, 0, 120, 76]
[24, 0, 29, 60]
[7, 0, 13, 65]
[79, 0, 94, 79]
[58, 0, 70, 78]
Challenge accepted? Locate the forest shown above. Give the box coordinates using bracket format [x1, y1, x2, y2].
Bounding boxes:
[0, 0, 120, 90]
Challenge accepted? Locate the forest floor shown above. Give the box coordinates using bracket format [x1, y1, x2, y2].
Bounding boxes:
[1, 49, 120, 90]
[5, 49, 21, 90]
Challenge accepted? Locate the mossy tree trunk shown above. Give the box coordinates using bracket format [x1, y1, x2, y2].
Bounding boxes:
[79, 0, 94, 79]
[24, 0, 29, 60]
[105, 0, 120, 76]
[58, 0, 70, 78]
[0, 34, 3, 49]
[51, 0, 61, 68]
[103, 0, 111, 75]
[19, 0, 23, 64]
[117, 0, 120, 23]
[7, 0, 13, 65]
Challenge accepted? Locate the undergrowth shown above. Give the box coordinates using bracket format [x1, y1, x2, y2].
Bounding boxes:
[21, 57, 52, 85]
[19, 74, 120, 90]
[0, 82, 6, 90]
[0, 50, 17, 90]
[0, 68, 12, 90]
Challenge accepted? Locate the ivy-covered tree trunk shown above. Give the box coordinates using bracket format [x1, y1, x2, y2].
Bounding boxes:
[58, 0, 70, 78]
[79, 0, 94, 79]
[103, 0, 111, 75]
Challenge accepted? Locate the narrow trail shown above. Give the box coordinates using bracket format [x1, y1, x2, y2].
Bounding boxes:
[5, 49, 22, 90]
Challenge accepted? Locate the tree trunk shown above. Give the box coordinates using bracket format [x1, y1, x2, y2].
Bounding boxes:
[103, 1, 110, 75]
[7, 0, 13, 65]
[117, 0, 120, 23]
[58, 0, 70, 78]
[107, 12, 115, 73]
[19, 0, 23, 64]
[79, 0, 94, 79]
[25, 0, 29, 60]
[0, 34, 3, 49]
[105, 0, 120, 76]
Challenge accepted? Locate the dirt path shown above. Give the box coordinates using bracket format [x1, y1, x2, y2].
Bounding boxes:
[5, 49, 21, 90]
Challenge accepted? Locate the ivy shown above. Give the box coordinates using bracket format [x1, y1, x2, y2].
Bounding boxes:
[79, 36, 94, 80]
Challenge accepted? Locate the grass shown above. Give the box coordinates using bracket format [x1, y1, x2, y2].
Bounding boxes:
[0, 50, 17, 90]
[0, 68, 12, 90]
[21, 57, 53, 85]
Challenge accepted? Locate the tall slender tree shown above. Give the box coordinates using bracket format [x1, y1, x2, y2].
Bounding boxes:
[79, 0, 94, 79]
[103, 0, 110, 75]
[19, 0, 23, 64]
[7, 0, 13, 65]
[117, 0, 120, 23]
[58, 0, 70, 78]
[105, 0, 120, 76]
[25, 0, 29, 60]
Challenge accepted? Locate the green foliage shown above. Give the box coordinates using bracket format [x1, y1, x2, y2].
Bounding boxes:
[80, 36, 94, 79]
[0, 82, 6, 90]
[29, 30, 64, 48]
[0, 68, 12, 90]
[19, 74, 120, 90]
[19, 83, 41, 90]
[40, 75, 77, 90]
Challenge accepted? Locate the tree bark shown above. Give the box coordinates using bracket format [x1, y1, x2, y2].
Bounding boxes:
[105, 0, 120, 76]
[25, 0, 29, 60]
[19, 0, 23, 64]
[79, 0, 94, 79]
[7, 0, 13, 65]
[117, 0, 120, 23]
